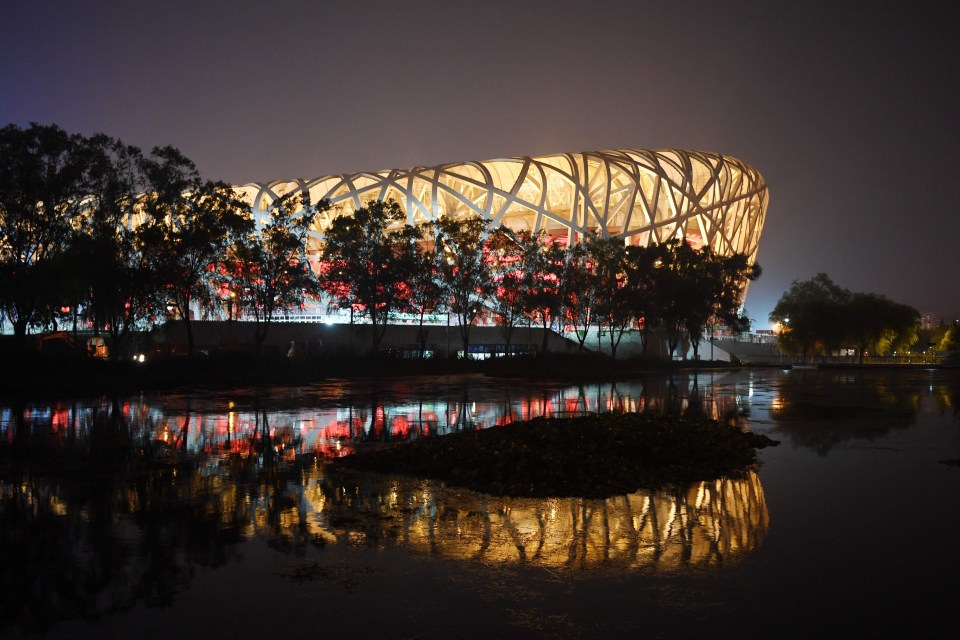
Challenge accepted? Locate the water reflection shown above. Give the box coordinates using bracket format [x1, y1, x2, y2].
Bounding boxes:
[10, 369, 958, 632]
[768, 369, 930, 455]
[0, 374, 750, 461]
[0, 461, 767, 633]
[0, 373, 769, 632]
[1, 464, 248, 633]
[317, 471, 767, 570]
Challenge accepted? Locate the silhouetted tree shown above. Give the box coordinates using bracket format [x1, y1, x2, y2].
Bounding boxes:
[522, 234, 566, 353]
[563, 242, 594, 351]
[434, 215, 493, 357]
[398, 221, 443, 358]
[0, 123, 85, 346]
[684, 248, 760, 360]
[487, 226, 529, 351]
[844, 292, 919, 363]
[319, 199, 414, 353]
[69, 134, 153, 357]
[587, 236, 632, 359]
[771, 274, 916, 362]
[227, 193, 327, 355]
[137, 146, 252, 355]
[644, 239, 759, 360]
[650, 239, 697, 358]
[770, 273, 849, 360]
[623, 243, 660, 355]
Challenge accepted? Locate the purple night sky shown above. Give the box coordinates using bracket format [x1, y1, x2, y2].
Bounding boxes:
[3, 0, 958, 327]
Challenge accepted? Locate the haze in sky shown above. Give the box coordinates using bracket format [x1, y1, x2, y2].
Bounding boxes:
[2, 0, 958, 326]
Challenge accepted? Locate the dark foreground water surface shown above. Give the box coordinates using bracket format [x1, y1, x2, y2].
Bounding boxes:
[2, 369, 960, 638]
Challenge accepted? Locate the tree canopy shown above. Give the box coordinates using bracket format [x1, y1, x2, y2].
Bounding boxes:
[645, 239, 759, 359]
[226, 193, 327, 355]
[770, 273, 919, 362]
[137, 147, 252, 355]
[0, 123, 86, 344]
[433, 215, 495, 357]
[0, 124, 257, 355]
[486, 226, 529, 350]
[64, 135, 154, 356]
[939, 322, 960, 356]
[319, 199, 415, 353]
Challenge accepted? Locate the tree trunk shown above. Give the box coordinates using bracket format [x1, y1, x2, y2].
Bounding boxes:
[13, 317, 29, 350]
[501, 318, 514, 355]
[574, 314, 589, 351]
[371, 311, 390, 354]
[607, 322, 626, 360]
[667, 330, 680, 359]
[457, 310, 471, 359]
[540, 315, 550, 353]
[183, 316, 195, 356]
[254, 314, 272, 357]
[418, 308, 427, 358]
[370, 315, 381, 353]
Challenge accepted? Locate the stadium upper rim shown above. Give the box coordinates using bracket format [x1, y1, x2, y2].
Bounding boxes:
[236, 148, 768, 260]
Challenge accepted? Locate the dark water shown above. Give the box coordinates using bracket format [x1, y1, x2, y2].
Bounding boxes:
[2, 369, 960, 638]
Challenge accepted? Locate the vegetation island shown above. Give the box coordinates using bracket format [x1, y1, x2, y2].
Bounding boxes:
[335, 412, 779, 498]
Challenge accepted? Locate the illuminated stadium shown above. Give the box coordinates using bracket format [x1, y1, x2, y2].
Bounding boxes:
[229, 149, 768, 328]
[237, 148, 768, 262]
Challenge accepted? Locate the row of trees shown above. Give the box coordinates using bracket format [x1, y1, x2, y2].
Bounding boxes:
[319, 200, 761, 359]
[769, 273, 920, 362]
[0, 123, 321, 356]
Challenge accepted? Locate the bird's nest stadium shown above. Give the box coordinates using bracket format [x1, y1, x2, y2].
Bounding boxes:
[236, 148, 768, 261]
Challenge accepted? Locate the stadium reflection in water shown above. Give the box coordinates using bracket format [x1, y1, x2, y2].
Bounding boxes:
[316, 472, 766, 570]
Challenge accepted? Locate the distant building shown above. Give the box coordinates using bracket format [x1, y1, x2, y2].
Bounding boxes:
[752, 329, 779, 344]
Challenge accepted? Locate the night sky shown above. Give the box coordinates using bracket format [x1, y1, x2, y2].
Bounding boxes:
[3, 0, 958, 327]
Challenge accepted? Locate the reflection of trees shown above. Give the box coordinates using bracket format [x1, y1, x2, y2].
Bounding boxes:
[0, 464, 238, 633]
[316, 470, 767, 572]
[2, 376, 749, 459]
[0, 399, 309, 634]
[931, 373, 960, 419]
[770, 371, 921, 455]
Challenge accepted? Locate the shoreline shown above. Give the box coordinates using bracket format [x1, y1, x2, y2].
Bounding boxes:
[0, 352, 739, 399]
[1, 350, 955, 399]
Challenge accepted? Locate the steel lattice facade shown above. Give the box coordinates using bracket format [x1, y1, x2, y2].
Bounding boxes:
[237, 148, 768, 264]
